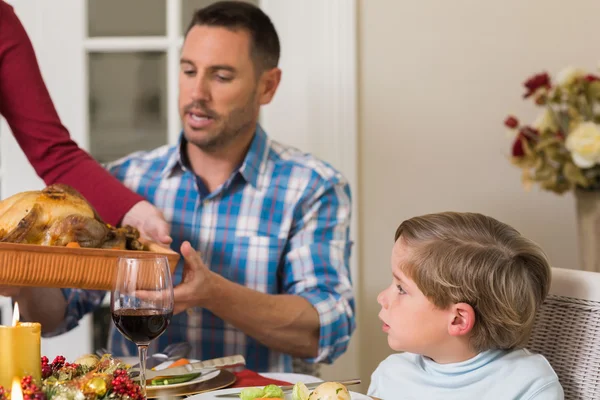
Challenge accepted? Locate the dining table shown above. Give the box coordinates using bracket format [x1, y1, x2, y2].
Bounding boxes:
[132, 358, 377, 400]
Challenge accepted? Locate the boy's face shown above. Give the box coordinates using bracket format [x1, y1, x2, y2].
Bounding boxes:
[377, 239, 452, 356]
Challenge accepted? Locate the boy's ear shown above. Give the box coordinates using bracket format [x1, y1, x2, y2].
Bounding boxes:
[448, 302, 476, 337]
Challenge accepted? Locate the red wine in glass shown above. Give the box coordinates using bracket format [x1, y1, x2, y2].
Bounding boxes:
[112, 308, 172, 344]
[111, 256, 174, 397]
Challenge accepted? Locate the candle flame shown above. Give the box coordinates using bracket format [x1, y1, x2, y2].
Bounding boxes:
[12, 302, 19, 327]
[11, 377, 22, 400]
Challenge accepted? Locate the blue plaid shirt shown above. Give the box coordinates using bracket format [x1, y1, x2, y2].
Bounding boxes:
[56, 125, 355, 372]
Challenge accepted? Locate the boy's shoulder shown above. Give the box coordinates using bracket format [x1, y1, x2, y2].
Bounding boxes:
[500, 348, 560, 383]
[369, 349, 562, 400]
[376, 348, 556, 373]
[502, 348, 556, 370]
[486, 349, 563, 398]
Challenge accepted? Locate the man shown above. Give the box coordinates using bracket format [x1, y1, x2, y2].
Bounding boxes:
[17, 1, 355, 372]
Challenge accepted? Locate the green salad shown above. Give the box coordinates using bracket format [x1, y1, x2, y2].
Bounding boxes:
[239, 382, 311, 400]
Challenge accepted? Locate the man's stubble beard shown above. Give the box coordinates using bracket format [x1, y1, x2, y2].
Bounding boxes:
[186, 90, 259, 153]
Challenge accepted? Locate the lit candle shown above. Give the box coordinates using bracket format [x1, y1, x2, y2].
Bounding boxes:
[11, 377, 22, 400]
[0, 303, 41, 390]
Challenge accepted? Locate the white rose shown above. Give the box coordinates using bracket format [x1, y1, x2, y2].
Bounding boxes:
[556, 66, 586, 87]
[565, 122, 600, 168]
[532, 109, 558, 132]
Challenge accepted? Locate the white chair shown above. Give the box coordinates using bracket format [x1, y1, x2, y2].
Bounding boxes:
[527, 267, 600, 400]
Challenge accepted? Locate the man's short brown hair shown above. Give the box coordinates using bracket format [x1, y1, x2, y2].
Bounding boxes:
[186, 1, 280, 72]
[395, 212, 551, 352]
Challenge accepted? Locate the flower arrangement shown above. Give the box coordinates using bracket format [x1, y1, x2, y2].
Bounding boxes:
[504, 67, 600, 194]
[0, 355, 143, 400]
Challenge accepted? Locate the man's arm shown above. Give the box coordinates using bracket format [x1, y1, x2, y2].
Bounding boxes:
[0, 2, 170, 242]
[0, 287, 105, 336]
[281, 177, 355, 363]
[173, 177, 355, 360]
[173, 242, 320, 358]
[0, 2, 144, 226]
[1, 287, 66, 333]
[210, 274, 321, 358]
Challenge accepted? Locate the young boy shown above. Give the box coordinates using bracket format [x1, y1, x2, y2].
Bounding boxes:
[368, 212, 563, 400]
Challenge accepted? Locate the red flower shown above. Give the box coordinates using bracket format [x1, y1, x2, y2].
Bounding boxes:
[523, 72, 551, 98]
[504, 116, 519, 129]
[585, 74, 600, 82]
[512, 127, 538, 157]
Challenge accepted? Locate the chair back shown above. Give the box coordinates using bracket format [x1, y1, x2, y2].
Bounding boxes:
[527, 267, 600, 400]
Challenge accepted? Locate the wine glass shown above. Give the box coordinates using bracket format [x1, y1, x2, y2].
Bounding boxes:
[110, 256, 174, 396]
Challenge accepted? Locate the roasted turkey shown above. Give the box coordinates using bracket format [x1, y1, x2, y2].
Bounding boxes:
[0, 184, 143, 250]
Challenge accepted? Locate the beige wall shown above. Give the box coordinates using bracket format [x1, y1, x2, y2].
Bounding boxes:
[357, 0, 598, 388]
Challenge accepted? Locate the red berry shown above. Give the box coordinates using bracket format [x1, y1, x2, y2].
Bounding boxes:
[51, 355, 66, 370]
[504, 116, 519, 129]
[42, 364, 52, 379]
[52, 356, 65, 363]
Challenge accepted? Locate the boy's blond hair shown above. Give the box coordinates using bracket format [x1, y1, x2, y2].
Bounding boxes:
[395, 212, 550, 352]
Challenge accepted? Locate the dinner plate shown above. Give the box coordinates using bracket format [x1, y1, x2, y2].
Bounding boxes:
[141, 359, 235, 398]
[148, 366, 220, 389]
[118, 356, 138, 366]
[120, 356, 204, 388]
[187, 372, 371, 400]
[146, 368, 236, 398]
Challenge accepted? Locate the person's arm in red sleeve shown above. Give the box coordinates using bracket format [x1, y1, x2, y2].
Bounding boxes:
[0, 1, 139, 225]
[0, 1, 170, 244]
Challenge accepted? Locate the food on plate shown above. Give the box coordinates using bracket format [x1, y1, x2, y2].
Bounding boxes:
[307, 382, 351, 400]
[163, 358, 190, 369]
[240, 384, 284, 400]
[240, 381, 351, 400]
[0, 184, 143, 250]
[149, 358, 201, 386]
[150, 372, 201, 386]
[292, 382, 310, 400]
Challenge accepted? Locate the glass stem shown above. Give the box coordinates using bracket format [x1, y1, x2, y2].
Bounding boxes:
[138, 344, 149, 397]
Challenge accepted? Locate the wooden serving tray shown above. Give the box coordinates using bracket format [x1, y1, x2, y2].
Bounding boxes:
[0, 242, 180, 290]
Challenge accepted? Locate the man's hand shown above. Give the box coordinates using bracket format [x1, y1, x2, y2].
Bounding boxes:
[122, 200, 172, 246]
[173, 241, 216, 314]
[171, 243, 321, 358]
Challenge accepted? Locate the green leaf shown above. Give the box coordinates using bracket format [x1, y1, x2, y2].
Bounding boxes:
[240, 387, 266, 400]
[534, 137, 560, 151]
[563, 162, 589, 187]
[263, 384, 285, 398]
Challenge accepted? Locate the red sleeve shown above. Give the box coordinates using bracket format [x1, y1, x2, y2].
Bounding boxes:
[0, 1, 144, 225]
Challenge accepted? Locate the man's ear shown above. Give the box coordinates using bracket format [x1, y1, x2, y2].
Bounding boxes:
[257, 67, 282, 105]
[448, 302, 476, 337]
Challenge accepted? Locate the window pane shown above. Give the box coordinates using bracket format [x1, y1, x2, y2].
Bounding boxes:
[88, 0, 166, 37]
[181, 0, 260, 34]
[88, 52, 168, 164]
